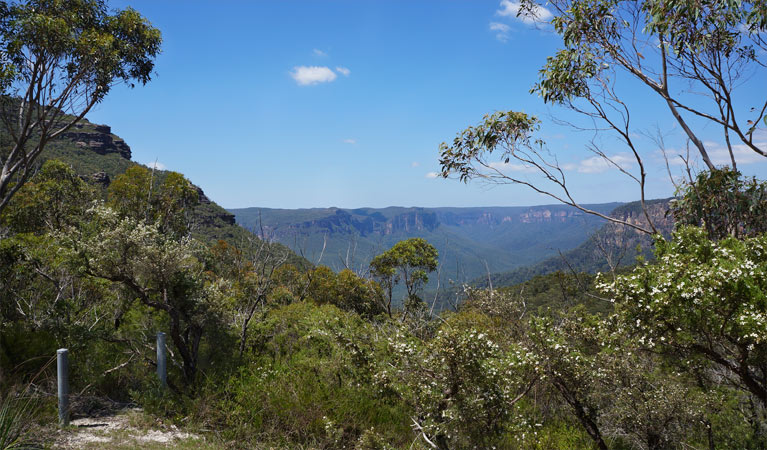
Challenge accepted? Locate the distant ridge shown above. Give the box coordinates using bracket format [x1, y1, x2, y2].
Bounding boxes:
[472, 198, 674, 289]
[230, 203, 622, 288]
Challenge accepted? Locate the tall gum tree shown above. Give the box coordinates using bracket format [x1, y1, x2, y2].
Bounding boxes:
[0, 0, 161, 214]
[439, 0, 767, 233]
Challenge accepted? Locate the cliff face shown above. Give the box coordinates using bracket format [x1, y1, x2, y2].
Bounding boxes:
[263, 209, 439, 237]
[53, 119, 236, 227]
[63, 123, 132, 159]
[437, 208, 589, 226]
[249, 204, 618, 243]
[607, 199, 673, 235]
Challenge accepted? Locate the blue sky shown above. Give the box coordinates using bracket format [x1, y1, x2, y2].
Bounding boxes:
[87, 1, 767, 209]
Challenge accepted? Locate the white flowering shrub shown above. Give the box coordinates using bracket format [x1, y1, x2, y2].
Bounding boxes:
[59, 203, 218, 386]
[525, 305, 711, 450]
[377, 314, 538, 448]
[600, 226, 767, 406]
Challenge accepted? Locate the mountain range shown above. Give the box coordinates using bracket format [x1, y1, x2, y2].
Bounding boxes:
[230, 203, 622, 288]
[30, 115, 673, 306]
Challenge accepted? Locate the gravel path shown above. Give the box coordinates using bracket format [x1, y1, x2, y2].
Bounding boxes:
[53, 408, 204, 449]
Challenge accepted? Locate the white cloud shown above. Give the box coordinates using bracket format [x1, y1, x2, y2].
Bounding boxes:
[664, 133, 767, 167]
[488, 161, 539, 173]
[708, 143, 767, 166]
[336, 66, 351, 76]
[411, 161, 420, 168]
[146, 161, 166, 170]
[313, 48, 327, 57]
[569, 154, 635, 174]
[342, 138, 357, 145]
[290, 66, 337, 86]
[489, 22, 511, 42]
[425, 172, 440, 179]
[497, 0, 553, 25]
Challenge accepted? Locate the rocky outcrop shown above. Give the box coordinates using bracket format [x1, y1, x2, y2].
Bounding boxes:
[193, 186, 235, 226]
[608, 199, 673, 234]
[89, 171, 110, 187]
[518, 208, 585, 224]
[384, 210, 438, 234]
[260, 208, 440, 238]
[437, 207, 589, 227]
[195, 185, 211, 204]
[62, 123, 131, 159]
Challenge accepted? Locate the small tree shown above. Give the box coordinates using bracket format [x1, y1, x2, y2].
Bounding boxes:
[63, 205, 218, 387]
[369, 238, 438, 318]
[107, 166, 199, 237]
[0, 0, 161, 214]
[671, 168, 767, 241]
[527, 0, 767, 170]
[378, 317, 536, 449]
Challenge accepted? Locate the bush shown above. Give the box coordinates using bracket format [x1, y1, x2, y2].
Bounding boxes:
[214, 302, 413, 447]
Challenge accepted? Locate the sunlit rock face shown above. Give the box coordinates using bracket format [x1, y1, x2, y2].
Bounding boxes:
[63, 122, 132, 159]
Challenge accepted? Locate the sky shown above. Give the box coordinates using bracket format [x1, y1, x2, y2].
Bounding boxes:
[86, 1, 767, 209]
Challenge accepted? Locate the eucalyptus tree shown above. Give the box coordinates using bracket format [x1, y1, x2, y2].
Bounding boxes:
[369, 238, 438, 318]
[529, 0, 767, 169]
[0, 0, 161, 214]
[439, 0, 767, 232]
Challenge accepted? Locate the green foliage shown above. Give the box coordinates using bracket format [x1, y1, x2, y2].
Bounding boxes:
[108, 166, 199, 237]
[438, 110, 542, 183]
[61, 204, 224, 385]
[217, 302, 413, 448]
[377, 311, 536, 448]
[0, 391, 37, 450]
[1, 0, 161, 92]
[0, 0, 161, 213]
[497, 271, 609, 315]
[601, 226, 767, 405]
[306, 266, 386, 319]
[530, 0, 767, 105]
[672, 168, 767, 240]
[370, 238, 438, 317]
[2, 159, 95, 234]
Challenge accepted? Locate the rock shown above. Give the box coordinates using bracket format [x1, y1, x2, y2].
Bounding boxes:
[194, 185, 211, 204]
[61, 123, 131, 159]
[90, 171, 110, 187]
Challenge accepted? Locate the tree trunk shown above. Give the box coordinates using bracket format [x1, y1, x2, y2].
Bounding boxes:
[556, 380, 609, 450]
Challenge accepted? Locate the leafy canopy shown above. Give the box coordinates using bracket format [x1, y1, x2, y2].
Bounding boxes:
[0, 0, 161, 213]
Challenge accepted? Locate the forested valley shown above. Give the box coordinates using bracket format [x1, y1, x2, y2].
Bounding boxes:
[2, 0, 767, 449]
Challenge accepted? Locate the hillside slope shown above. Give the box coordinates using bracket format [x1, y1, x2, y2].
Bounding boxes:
[473, 199, 674, 289]
[13, 117, 309, 269]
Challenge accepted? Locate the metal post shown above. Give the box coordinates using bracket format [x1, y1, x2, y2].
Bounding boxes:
[57, 348, 69, 427]
[156, 332, 167, 387]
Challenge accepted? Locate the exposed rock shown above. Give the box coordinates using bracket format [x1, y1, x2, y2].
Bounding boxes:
[194, 185, 211, 204]
[608, 199, 673, 234]
[62, 123, 131, 159]
[90, 171, 110, 187]
[384, 210, 439, 234]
